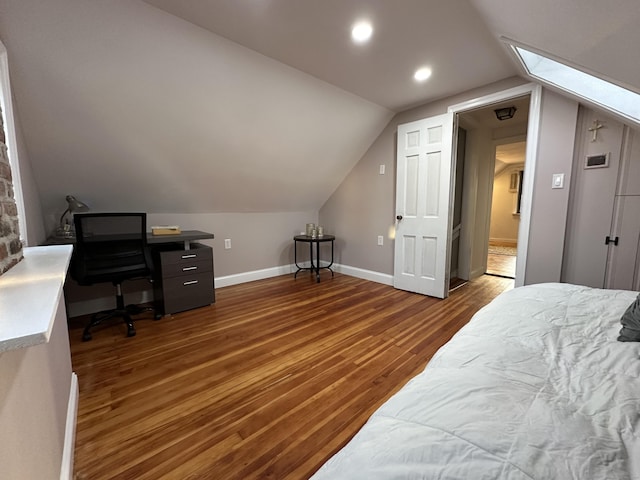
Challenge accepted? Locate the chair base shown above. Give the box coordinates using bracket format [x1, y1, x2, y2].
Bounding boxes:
[81, 281, 152, 341]
[82, 306, 138, 341]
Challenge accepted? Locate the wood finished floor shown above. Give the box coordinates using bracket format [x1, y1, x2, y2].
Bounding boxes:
[486, 241, 517, 278]
[487, 253, 516, 278]
[69, 272, 514, 480]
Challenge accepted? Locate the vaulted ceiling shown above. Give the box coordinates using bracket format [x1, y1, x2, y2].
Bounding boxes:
[141, 0, 517, 112]
[0, 0, 638, 222]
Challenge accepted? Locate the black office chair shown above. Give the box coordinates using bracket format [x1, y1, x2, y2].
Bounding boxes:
[71, 212, 153, 341]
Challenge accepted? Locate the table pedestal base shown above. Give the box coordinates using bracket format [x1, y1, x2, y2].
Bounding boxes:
[293, 235, 335, 283]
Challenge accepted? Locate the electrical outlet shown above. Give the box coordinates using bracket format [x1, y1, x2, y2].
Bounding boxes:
[224, 238, 231, 249]
[379, 164, 385, 175]
[377, 235, 384, 246]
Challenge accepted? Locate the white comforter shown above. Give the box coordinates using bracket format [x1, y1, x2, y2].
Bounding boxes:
[311, 283, 640, 479]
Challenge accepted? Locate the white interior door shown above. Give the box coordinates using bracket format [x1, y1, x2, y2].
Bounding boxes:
[394, 112, 454, 298]
[562, 108, 624, 288]
[605, 195, 640, 290]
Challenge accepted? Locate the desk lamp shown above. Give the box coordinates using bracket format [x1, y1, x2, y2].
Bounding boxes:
[57, 195, 90, 238]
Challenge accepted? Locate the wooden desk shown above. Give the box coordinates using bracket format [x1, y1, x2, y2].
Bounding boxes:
[147, 230, 214, 249]
[47, 229, 214, 249]
[45, 230, 216, 317]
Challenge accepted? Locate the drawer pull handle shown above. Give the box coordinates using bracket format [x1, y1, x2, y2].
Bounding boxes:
[182, 266, 198, 271]
[183, 280, 199, 286]
[182, 254, 197, 259]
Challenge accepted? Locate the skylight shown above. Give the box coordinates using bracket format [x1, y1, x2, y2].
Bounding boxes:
[510, 44, 640, 125]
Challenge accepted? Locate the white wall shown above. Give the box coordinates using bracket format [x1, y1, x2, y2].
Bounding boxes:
[490, 165, 523, 244]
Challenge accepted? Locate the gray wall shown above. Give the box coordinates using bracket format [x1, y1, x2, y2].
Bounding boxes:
[524, 90, 579, 285]
[0, 0, 392, 237]
[320, 77, 528, 276]
[321, 79, 580, 286]
[147, 211, 317, 278]
[35, 76, 583, 317]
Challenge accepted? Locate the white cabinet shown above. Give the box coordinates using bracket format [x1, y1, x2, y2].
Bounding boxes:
[562, 107, 640, 290]
[605, 129, 640, 290]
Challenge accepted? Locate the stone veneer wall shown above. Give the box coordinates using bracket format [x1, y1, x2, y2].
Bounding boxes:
[0, 105, 23, 274]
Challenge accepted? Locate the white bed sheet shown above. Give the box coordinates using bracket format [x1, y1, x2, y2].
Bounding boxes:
[311, 283, 640, 480]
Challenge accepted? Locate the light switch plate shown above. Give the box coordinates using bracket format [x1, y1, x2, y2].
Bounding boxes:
[552, 173, 564, 189]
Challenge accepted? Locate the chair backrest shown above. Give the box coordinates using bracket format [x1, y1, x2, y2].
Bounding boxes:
[71, 212, 151, 286]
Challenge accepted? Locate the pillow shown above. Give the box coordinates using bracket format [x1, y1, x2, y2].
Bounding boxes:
[618, 294, 640, 342]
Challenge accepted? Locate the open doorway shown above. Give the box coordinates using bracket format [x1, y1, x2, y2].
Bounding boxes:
[394, 84, 541, 298]
[449, 94, 530, 288]
[486, 141, 526, 278]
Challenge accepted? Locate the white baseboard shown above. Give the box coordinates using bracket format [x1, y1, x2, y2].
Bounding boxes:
[215, 264, 394, 287]
[68, 264, 394, 316]
[333, 264, 393, 286]
[215, 264, 296, 288]
[471, 266, 486, 279]
[215, 263, 393, 288]
[60, 372, 78, 480]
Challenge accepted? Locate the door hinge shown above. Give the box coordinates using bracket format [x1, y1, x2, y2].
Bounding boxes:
[605, 236, 619, 246]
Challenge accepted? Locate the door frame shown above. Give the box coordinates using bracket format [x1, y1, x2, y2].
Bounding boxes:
[448, 83, 542, 287]
[484, 134, 527, 277]
[0, 40, 27, 245]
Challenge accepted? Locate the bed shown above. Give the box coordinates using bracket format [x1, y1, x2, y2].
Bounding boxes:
[311, 283, 640, 479]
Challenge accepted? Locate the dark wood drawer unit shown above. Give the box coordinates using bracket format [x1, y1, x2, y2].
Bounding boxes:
[152, 243, 214, 316]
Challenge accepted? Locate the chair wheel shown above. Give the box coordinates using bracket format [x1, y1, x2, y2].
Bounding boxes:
[82, 332, 92, 342]
[127, 326, 136, 337]
[125, 304, 144, 315]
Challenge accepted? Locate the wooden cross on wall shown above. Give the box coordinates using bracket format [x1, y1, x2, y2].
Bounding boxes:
[588, 120, 604, 142]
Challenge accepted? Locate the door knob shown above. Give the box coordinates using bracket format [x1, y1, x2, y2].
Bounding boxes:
[396, 215, 403, 220]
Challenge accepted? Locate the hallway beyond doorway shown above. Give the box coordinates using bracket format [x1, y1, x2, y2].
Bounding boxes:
[487, 241, 516, 278]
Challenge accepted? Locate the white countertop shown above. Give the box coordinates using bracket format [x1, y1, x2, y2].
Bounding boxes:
[0, 245, 73, 352]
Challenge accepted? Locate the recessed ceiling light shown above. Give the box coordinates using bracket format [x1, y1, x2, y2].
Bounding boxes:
[414, 67, 432, 82]
[351, 21, 373, 44]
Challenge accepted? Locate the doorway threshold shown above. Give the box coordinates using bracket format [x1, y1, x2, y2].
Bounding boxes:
[449, 277, 468, 291]
[485, 272, 515, 280]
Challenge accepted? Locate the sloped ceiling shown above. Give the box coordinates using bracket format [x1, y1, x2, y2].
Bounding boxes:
[0, 0, 393, 218]
[471, 0, 640, 94]
[1, 0, 639, 223]
[141, 0, 517, 111]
